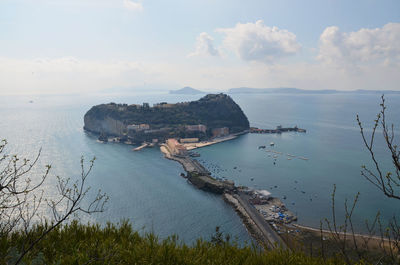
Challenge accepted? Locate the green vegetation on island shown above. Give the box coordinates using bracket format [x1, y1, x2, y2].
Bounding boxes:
[84, 93, 250, 143]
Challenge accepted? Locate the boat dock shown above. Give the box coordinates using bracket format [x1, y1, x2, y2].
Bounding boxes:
[250, 125, 306, 134]
[160, 142, 293, 248]
[223, 192, 288, 250]
[133, 143, 148, 151]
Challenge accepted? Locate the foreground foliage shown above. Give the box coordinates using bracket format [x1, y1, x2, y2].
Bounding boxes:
[0, 139, 108, 264]
[1, 221, 369, 265]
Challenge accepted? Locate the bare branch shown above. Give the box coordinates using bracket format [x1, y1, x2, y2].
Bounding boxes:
[357, 95, 400, 200]
[0, 140, 107, 264]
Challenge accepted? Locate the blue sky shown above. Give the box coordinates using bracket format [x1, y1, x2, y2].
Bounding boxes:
[1, 0, 399, 94]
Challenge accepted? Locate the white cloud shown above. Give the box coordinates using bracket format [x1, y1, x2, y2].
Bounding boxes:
[216, 20, 301, 63]
[187, 32, 219, 58]
[123, 0, 143, 11]
[318, 23, 400, 66]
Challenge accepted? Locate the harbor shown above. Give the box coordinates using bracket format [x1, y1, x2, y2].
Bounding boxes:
[159, 135, 297, 249]
[95, 123, 305, 247]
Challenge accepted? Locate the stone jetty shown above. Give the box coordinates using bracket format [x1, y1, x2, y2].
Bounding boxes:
[250, 125, 306, 134]
[160, 141, 295, 249]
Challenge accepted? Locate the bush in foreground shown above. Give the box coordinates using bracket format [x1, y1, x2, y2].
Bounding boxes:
[1, 220, 368, 265]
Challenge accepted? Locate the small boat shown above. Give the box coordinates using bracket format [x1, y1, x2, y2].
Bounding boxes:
[98, 132, 108, 143]
[270, 142, 275, 146]
[258, 145, 266, 149]
[189, 152, 200, 157]
[298, 156, 309, 161]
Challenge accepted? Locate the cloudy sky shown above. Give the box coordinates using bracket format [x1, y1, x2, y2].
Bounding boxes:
[1, 0, 399, 94]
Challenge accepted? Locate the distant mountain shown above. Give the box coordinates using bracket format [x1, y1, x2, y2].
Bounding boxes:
[352, 89, 400, 94]
[228, 87, 400, 94]
[169, 87, 206, 95]
[228, 87, 340, 94]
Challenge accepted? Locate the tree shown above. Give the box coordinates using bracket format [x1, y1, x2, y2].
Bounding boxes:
[355, 95, 399, 262]
[357, 95, 400, 200]
[319, 96, 400, 264]
[0, 139, 108, 264]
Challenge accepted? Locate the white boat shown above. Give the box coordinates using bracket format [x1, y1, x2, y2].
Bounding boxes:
[270, 142, 275, 146]
[298, 156, 309, 161]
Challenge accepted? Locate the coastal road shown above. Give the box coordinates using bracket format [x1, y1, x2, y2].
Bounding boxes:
[235, 192, 288, 250]
[190, 159, 210, 174]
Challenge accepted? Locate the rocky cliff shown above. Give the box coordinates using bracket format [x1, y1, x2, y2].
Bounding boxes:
[83, 93, 250, 138]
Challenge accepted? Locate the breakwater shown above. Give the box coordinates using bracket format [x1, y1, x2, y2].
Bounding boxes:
[160, 144, 235, 193]
[223, 193, 288, 250]
[250, 126, 306, 134]
[160, 142, 291, 249]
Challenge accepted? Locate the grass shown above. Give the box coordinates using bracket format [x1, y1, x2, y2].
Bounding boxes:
[0, 220, 371, 265]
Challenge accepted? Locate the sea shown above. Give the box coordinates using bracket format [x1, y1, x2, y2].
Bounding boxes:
[0, 92, 399, 244]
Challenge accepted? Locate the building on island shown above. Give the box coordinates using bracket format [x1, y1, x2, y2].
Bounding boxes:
[129, 104, 141, 109]
[127, 124, 140, 131]
[166, 138, 188, 157]
[211, 127, 229, 138]
[153, 102, 174, 108]
[139, 124, 150, 130]
[185, 124, 207, 133]
[127, 123, 150, 132]
[180, 138, 199, 144]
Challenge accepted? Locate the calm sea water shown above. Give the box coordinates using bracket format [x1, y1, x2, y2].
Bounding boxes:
[0, 92, 399, 242]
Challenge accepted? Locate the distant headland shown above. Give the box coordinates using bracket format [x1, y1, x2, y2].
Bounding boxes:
[169, 86, 206, 95]
[169, 86, 400, 95]
[228, 87, 400, 94]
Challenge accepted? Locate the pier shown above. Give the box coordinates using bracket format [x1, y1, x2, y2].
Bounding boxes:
[133, 143, 149, 151]
[160, 141, 292, 249]
[250, 125, 306, 134]
[235, 192, 288, 250]
[160, 144, 235, 193]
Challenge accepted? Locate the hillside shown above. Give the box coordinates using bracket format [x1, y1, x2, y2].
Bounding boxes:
[3, 221, 367, 265]
[84, 93, 249, 142]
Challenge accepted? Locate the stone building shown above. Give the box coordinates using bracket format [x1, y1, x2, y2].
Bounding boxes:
[166, 138, 188, 156]
[212, 127, 229, 138]
[185, 124, 207, 133]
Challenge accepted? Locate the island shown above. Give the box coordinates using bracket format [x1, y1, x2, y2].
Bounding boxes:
[84, 93, 250, 144]
[169, 86, 206, 94]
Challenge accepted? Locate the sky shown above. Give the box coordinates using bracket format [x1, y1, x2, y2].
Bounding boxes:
[0, 0, 399, 94]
